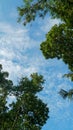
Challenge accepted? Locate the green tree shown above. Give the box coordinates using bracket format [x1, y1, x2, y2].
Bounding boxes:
[0, 64, 13, 129]
[18, 0, 73, 99]
[0, 65, 49, 130]
[10, 73, 49, 130]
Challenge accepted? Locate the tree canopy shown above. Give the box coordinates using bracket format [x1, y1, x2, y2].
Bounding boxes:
[18, 0, 73, 99]
[18, 0, 73, 27]
[40, 23, 73, 71]
[0, 65, 49, 130]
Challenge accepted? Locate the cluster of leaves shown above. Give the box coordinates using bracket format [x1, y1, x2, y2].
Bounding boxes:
[0, 64, 49, 130]
[59, 89, 73, 99]
[40, 23, 73, 71]
[18, 0, 73, 26]
[18, 0, 51, 25]
[64, 73, 73, 81]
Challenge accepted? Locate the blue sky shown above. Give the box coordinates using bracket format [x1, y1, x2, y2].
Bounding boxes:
[0, 0, 73, 130]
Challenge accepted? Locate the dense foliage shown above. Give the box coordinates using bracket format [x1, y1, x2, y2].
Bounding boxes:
[40, 23, 73, 71]
[0, 65, 49, 130]
[18, 0, 73, 27]
[18, 0, 73, 99]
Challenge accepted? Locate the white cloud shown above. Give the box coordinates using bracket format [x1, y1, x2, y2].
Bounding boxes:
[0, 22, 41, 82]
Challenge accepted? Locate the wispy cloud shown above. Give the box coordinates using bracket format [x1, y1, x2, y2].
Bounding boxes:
[0, 22, 39, 81]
